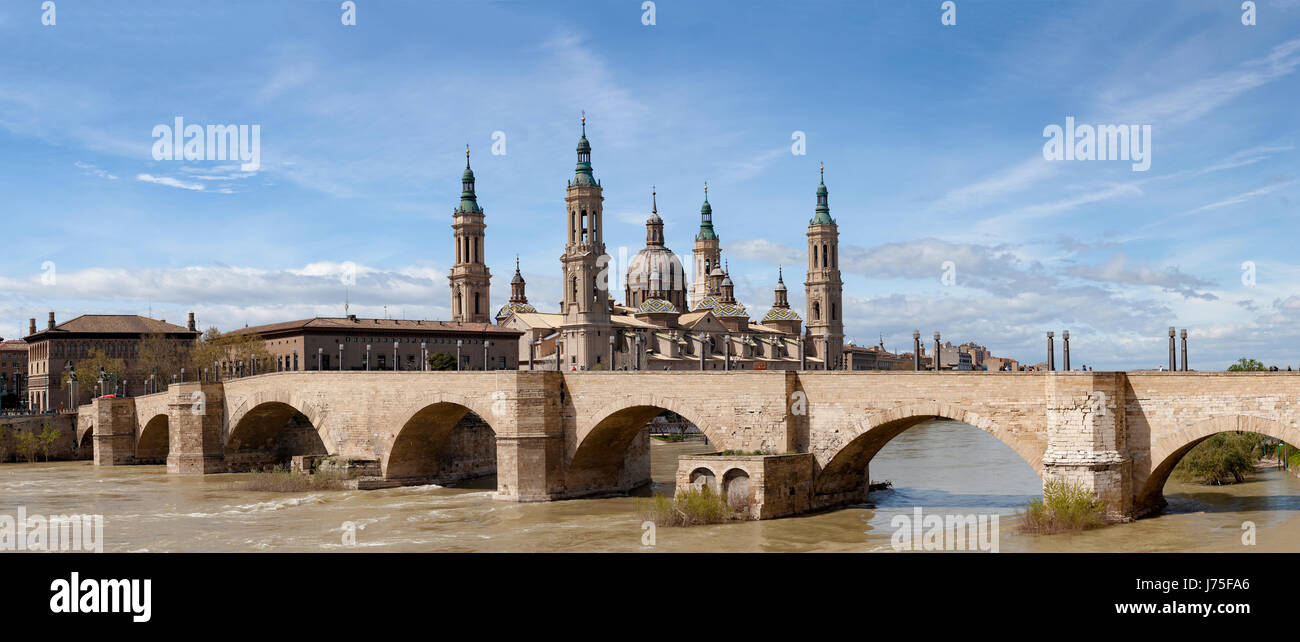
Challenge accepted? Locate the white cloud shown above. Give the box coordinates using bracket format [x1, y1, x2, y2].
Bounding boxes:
[136, 174, 205, 191]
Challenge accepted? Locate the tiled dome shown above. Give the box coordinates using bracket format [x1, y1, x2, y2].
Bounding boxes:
[636, 298, 679, 314]
[496, 302, 537, 319]
[762, 308, 801, 322]
[712, 303, 749, 318]
[695, 295, 722, 311]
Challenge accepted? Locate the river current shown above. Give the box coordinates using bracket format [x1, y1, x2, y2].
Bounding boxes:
[3, 420, 1297, 552]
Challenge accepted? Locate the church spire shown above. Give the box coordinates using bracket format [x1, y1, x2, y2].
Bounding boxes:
[696, 182, 718, 241]
[458, 145, 481, 214]
[811, 163, 833, 225]
[645, 186, 664, 246]
[573, 112, 596, 186]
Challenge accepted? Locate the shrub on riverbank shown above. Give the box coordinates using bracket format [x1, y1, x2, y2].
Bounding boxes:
[232, 468, 351, 492]
[1018, 480, 1107, 534]
[636, 486, 732, 527]
[1173, 432, 1265, 485]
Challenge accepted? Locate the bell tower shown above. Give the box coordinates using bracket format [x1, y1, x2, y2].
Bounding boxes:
[449, 146, 491, 323]
[690, 184, 720, 309]
[558, 114, 613, 369]
[805, 165, 843, 369]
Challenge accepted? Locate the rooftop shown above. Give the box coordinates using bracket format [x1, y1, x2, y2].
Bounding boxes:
[230, 316, 523, 337]
[27, 315, 196, 339]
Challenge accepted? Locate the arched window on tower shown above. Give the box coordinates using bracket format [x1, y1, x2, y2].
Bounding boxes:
[474, 292, 481, 315]
[813, 301, 821, 320]
[822, 243, 828, 268]
[831, 302, 838, 321]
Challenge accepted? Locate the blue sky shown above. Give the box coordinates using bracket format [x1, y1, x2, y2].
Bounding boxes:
[0, 0, 1297, 370]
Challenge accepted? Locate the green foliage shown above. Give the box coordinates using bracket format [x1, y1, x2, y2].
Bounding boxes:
[716, 449, 766, 456]
[636, 485, 732, 527]
[1173, 432, 1264, 485]
[1018, 480, 1108, 534]
[1227, 358, 1267, 372]
[0, 424, 9, 462]
[37, 419, 60, 461]
[65, 349, 126, 395]
[14, 429, 41, 463]
[427, 351, 456, 371]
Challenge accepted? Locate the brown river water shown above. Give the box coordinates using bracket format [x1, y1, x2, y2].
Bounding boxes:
[3, 420, 1299, 552]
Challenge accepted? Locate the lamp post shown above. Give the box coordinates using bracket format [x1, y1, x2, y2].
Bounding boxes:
[484, 340, 493, 371]
[723, 334, 732, 372]
[528, 338, 536, 371]
[609, 335, 616, 371]
[393, 341, 399, 371]
[318, 347, 324, 372]
[339, 343, 344, 371]
[365, 344, 371, 371]
[933, 332, 941, 372]
[456, 339, 463, 371]
[291, 348, 297, 374]
[634, 334, 643, 371]
[421, 342, 427, 371]
[913, 330, 921, 371]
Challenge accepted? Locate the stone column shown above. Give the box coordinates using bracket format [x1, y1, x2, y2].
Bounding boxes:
[493, 371, 565, 502]
[1040, 372, 1131, 520]
[1062, 330, 1070, 371]
[1046, 331, 1055, 371]
[1167, 327, 1176, 371]
[93, 396, 136, 466]
[166, 382, 227, 474]
[1179, 329, 1188, 371]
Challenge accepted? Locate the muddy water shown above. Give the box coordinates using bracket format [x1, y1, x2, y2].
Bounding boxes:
[2, 419, 1298, 552]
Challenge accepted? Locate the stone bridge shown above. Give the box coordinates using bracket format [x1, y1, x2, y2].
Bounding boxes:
[79, 370, 1300, 519]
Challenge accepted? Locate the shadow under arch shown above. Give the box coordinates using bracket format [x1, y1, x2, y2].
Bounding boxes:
[566, 404, 713, 498]
[136, 414, 169, 465]
[225, 401, 329, 472]
[814, 403, 1044, 508]
[1136, 415, 1300, 514]
[384, 401, 497, 484]
[77, 422, 94, 460]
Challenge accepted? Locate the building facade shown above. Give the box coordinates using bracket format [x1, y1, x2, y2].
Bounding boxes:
[0, 338, 28, 411]
[22, 312, 200, 411]
[497, 118, 842, 371]
[231, 316, 523, 372]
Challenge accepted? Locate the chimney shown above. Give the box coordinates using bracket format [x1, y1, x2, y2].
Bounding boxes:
[47, 311, 55, 331]
[28, 318, 36, 336]
[188, 312, 196, 332]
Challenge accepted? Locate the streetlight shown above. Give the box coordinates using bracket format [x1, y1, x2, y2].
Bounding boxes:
[484, 340, 492, 371]
[608, 335, 616, 371]
[456, 339, 463, 371]
[634, 334, 643, 371]
[365, 344, 371, 371]
[420, 342, 427, 371]
[339, 343, 344, 371]
[723, 334, 731, 372]
[393, 341, 399, 371]
[318, 347, 324, 372]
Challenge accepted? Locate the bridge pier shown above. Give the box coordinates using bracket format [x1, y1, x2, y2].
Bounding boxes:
[493, 372, 566, 501]
[92, 396, 137, 466]
[167, 382, 227, 474]
[1040, 372, 1132, 520]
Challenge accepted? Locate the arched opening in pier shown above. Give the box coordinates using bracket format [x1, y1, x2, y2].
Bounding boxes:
[1136, 416, 1300, 516]
[135, 415, 169, 465]
[814, 412, 1041, 512]
[225, 402, 328, 472]
[77, 425, 94, 460]
[384, 402, 498, 487]
[567, 406, 712, 498]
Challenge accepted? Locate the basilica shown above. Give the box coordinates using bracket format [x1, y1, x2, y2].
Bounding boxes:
[449, 117, 845, 371]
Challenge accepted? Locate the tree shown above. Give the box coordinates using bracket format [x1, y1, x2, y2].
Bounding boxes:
[427, 352, 456, 371]
[1227, 358, 1267, 372]
[38, 419, 60, 461]
[190, 327, 272, 377]
[64, 349, 126, 397]
[138, 332, 189, 383]
[1173, 432, 1265, 484]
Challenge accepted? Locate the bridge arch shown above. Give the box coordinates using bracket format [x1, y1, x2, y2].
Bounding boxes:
[567, 402, 718, 497]
[225, 393, 333, 472]
[813, 402, 1045, 504]
[1137, 415, 1300, 511]
[135, 414, 169, 465]
[383, 397, 500, 483]
[77, 418, 94, 460]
